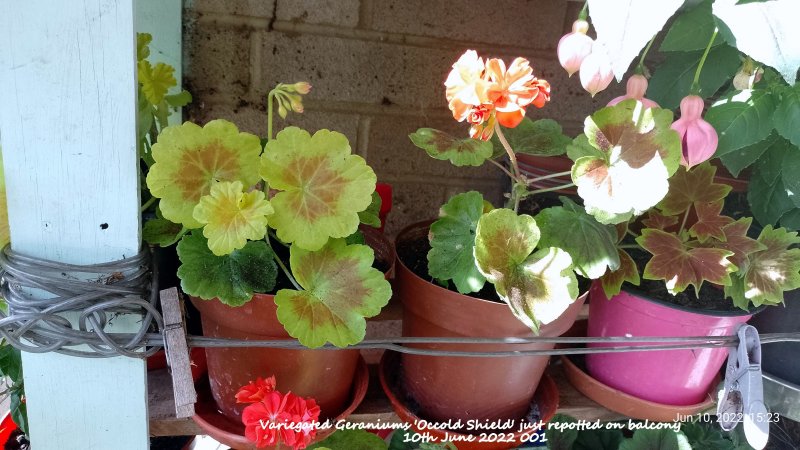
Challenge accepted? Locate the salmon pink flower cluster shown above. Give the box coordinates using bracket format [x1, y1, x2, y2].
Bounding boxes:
[445, 50, 550, 140]
[237, 377, 321, 450]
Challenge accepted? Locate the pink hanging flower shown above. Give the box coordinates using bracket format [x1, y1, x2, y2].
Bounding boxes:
[671, 95, 718, 168]
[558, 20, 593, 77]
[607, 74, 659, 108]
[579, 47, 614, 97]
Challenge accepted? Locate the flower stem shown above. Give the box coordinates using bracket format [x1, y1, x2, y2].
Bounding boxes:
[679, 208, 691, 235]
[579, 2, 588, 20]
[267, 90, 276, 142]
[691, 28, 718, 94]
[487, 158, 516, 180]
[626, 228, 639, 239]
[618, 244, 641, 250]
[525, 182, 576, 197]
[140, 196, 157, 213]
[526, 170, 572, 185]
[265, 233, 301, 290]
[636, 36, 656, 74]
[493, 123, 524, 211]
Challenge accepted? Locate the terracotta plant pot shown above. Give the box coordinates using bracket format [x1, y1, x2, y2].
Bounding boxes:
[394, 221, 586, 423]
[380, 351, 558, 450]
[516, 154, 576, 195]
[191, 226, 394, 422]
[585, 282, 754, 406]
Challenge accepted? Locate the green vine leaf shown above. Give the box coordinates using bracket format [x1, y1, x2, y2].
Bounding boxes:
[142, 218, 184, 247]
[648, 45, 741, 110]
[474, 209, 578, 333]
[719, 133, 778, 177]
[177, 232, 277, 306]
[261, 127, 376, 251]
[637, 228, 736, 296]
[146, 120, 263, 229]
[660, 0, 724, 52]
[713, 0, 800, 84]
[358, 191, 382, 228]
[572, 100, 681, 225]
[491, 118, 571, 158]
[706, 90, 777, 158]
[657, 164, 732, 216]
[599, 249, 640, 299]
[138, 60, 176, 105]
[535, 197, 620, 279]
[726, 225, 800, 308]
[748, 145, 796, 226]
[428, 191, 486, 294]
[409, 128, 493, 167]
[275, 239, 391, 348]
[774, 89, 800, 147]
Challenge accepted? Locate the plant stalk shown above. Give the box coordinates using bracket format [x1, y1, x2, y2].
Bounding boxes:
[525, 182, 576, 197]
[267, 90, 276, 142]
[618, 244, 641, 250]
[487, 158, 516, 179]
[679, 208, 691, 235]
[579, 2, 588, 20]
[526, 170, 572, 185]
[140, 196, 157, 213]
[691, 28, 718, 94]
[493, 123, 524, 211]
[636, 36, 656, 74]
[264, 233, 301, 290]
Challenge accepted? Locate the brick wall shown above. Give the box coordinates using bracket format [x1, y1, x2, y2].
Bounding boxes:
[183, 0, 624, 235]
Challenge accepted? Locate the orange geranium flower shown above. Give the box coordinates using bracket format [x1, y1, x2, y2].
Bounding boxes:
[444, 50, 551, 140]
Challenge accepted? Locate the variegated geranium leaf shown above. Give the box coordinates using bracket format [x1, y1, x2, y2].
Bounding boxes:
[409, 128, 493, 167]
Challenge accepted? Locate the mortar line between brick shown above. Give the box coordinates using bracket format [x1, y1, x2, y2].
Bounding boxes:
[196, 14, 557, 61]
[357, 0, 374, 29]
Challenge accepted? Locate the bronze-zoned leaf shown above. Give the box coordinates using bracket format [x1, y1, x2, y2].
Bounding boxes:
[600, 249, 641, 299]
[689, 201, 734, 243]
[713, 217, 766, 269]
[657, 163, 732, 216]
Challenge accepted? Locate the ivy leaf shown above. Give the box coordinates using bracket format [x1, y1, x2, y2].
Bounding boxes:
[491, 119, 571, 157]
[727, 225, 800, 307]
[713, 0, 800, 84]
[566, 134, 603, 162]
[719, 133, 778, 177]
[648, 44, 741, 110]
[275, 239, 391, 348]
[748, 146, 796, 226]
[535, 197, 620, 279]
[689, 201, 734, 242]
[142, 218, 185, 247]
[637, 228, 736, 295]
[177, 232, 277, 306]
[713, 217, 766, 268]
[261, 127, 376, 251]
[619, 429, 684, 450]
[587, 0, 684, 80]
[660, 0, 724, 52]
[308, 430, 388, 450]
[138, 60, 176, 105]
[474, 209, 578, 333]
[706, 91, 777, 157]
[409, 128, 493, 167]
[358, 191, 382, 228]
[165, 90, 192, 108]
[428, 191, 486, 294]
[192, 181, 273, 256]
[146, 120, 263, 228]
[572, 100, 681, 225]
[657, 164, 732, 216]
[600, 249, 641, 299]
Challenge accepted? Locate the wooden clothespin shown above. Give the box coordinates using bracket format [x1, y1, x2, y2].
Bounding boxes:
[159, 288, 196, 418]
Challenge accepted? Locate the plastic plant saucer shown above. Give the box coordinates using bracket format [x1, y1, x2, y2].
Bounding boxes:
[379, 351, 559, 450]
[191, 355, 369, 450]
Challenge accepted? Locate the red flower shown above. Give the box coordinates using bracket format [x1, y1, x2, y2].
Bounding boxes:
[242, 391, 291, 448]
[236, 376, 277, 403]
[282, 393, 321, 450]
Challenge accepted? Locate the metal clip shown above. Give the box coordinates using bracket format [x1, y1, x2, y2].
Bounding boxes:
[717, 324, 769, 450]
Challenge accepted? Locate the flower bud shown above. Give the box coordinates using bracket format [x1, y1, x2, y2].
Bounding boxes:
[291, 81, 312, 95]
[607, 74, 659, 108]
[579, 48, 613, 97]
[287, 93, 304, 113]
[557, 20, 593, 77]
[671, 95, 718, 168]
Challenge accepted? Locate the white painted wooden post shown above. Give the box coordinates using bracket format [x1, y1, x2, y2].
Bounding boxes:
[0, 1, 149, 448]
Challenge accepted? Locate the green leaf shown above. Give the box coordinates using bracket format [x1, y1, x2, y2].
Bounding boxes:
[780, 146, 800, 208]
[726, 225, 800, 307]
[0, 344, 22, 381]
[706, 91, 777, 157]
[409, 128, 493, 166]
[660, 0, 724, 52]
[474, 209, 578, 332]
[275, 239, 391, 348]
[658, 164, 732, 216]
[176, 232, 277, 306]
[648, 45, 741, 110]
[136, 33, 151, 61]
[566, 134, 603, 162]
[138, 60, 176, 105]
[545, 414, 579, 450]
[600, 249, 641, 299]
[11, 390, 27, 436]
[308, 430, 388, 450]
[165, 90, 192, 108]
[713, 0, 800, 84]
[535, 197, 620, 279]
[748, 148, 796, 226]
[572, 100, 681, 225]
[358, 191, 383, 228]
[428, 192, 486, 293]
[142, 219, 183, 247]
[719, 133, 777, 177]
[637, 228, 736, 295]
[586, 0, 684, 80]
[261, 127, 377, 251]
[779, 208, 800, 230]
[619, 429, 681, 450]
[345, 230, 366, 245]
[491, 119, 571, 157]
[573, 428, 625, 450]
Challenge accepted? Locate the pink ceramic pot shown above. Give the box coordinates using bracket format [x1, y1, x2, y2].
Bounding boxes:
[586, 282, 753, 405]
